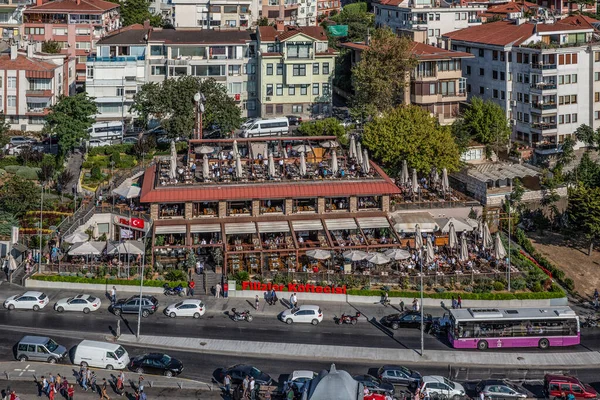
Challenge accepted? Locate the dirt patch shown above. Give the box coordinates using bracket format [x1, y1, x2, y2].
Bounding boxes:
[527, 231, 600, 298]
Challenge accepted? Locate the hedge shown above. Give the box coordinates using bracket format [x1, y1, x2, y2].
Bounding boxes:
[345, 289, 565, 300]
[30, 274, 187, 288]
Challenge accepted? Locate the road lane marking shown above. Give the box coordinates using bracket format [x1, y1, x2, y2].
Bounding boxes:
[14, 364, 35, 376]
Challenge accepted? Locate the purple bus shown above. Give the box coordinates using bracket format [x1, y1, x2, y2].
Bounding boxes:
[448, 307, 580, 350]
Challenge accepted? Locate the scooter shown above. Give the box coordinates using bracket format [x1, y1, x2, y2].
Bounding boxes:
[231, 308, 253, 322]
[164, 283, 185, 297]
[336, 312, 361, 325]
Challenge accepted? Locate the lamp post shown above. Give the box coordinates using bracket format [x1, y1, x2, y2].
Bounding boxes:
[419, 247, 424, 357]
[136, 229, 149, 338]
[110, 160, 115, 211]
[194, 92, 205, 140]
[38, 182, 45, 273]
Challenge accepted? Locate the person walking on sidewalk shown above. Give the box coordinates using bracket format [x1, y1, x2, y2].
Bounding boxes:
[249, 377, 256, 400]
[457, 294, 462, 309]
[224, 374, 231, 397]
[48, 383, 56, 400]
[138, 375, 145, 392]
[290, 293, 297, 309]
[67, 385, 74, 400]
[100, 378, 110, 400]
[116, 375, 124, 397]
[40, 376, 48, 397]
[188, 280, 195, 297]
[89, 371, 97, 393]
[111, 286, 117, 305]
[80, 372, 88, 392]
[215, 283, 222, 298]
[254, 295, 259, 311]
[242, 375, 249, 399]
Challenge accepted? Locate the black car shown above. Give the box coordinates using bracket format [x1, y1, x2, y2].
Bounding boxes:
[381, 311, 433, 330]
[203, 129, 222, 139]
[354, 375, 394, 395]
[112, 295, 158, 317]
[286, 115, 303, 126]
[476, 380, 528, 400]
[130, 353, 183, 377]
[219, 364, 273, 386]
[377, 365, 422, 387]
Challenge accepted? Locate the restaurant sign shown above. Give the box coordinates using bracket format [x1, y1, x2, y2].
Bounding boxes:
[242, 281, 347, 294]
[114, 216, 145, 231]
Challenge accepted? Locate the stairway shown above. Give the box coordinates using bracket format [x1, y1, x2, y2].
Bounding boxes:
[203, 270, 220, 295]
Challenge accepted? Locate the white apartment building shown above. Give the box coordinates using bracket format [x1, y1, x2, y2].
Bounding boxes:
[444, 16, 600, 155]
[373, 0, 486, 48]
[149, 0, 173, 24]
[172, 0, 257, 28]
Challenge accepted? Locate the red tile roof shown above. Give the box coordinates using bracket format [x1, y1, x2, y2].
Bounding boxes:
[340, 41, 472, 60]
[25, 0, 118, 13]
[377, 0, 404, 5]
[554, 15, 597, 29]
[486, 1, 538, 14]
[0, 54, 57, 72]
[258, 25, 328, 42]
[444, 20, 536, 46]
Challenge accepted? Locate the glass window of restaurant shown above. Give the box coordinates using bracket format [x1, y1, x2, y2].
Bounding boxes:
[293, 198, 317, 213]
[154, 232, 186, 247]
[227, 200, 252, 216]
[159, 203, 185, 218]
[193, 201, 218, 217]
[260, 199, 284, 214]
[362, 227, 397, 245]
[358, 196, 381, 210]
[325, 197, 349, 212]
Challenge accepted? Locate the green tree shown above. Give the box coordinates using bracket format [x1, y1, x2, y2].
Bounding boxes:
[362, 105, 461, 174]
[575, 123, 600, 149]
[460, 97, 511, 149]
[0, 114, 11, 148]
[0, 175, 41, 217]
[574, 152, 600, 188]
[46, 93, 97, 160]
[0, 211, 19, 237]
[573, 0, 594, 12]
[257, 17, 269, 26]
[553, 135, 576, 182]
[110, 0, 163, 26]
[41, 40, 62, 54]
[329, 3, 373, 43]
[509, 178, 525, 204]
[56, 169, 74, 200]
[297, 118, 348, 145]
[568, 184, 600, 255]
[350, 27, 416, 115]
[450, 119, 472, 156]
[131, 76, 242, 137]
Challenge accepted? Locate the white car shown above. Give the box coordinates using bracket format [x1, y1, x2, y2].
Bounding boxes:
[4, 291, 49, 311]
[281, 305, 323, 325]
[420, 376, 465, 400]
[88, 139, 110, 148]
[10, 136, 35, 146]
[286, 370, 317, 393]
[164, 299, 206, 318]
[122, 137, 139, 144]
[54, 294, 101, 314]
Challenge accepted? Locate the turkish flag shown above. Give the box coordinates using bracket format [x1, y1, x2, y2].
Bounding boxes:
[130, 218, 145, 229]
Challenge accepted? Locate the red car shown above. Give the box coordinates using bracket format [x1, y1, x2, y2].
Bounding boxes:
[544, 374, 598, 399]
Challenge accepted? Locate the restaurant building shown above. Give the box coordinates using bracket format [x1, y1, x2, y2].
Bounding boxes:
[139, 136, 403, 276]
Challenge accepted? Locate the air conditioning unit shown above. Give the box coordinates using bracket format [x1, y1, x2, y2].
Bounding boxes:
[510, 100, 517, 106]
[266, 96, 271, 101]
[85, 49, 90, 53]
[510, 119, 516, 125]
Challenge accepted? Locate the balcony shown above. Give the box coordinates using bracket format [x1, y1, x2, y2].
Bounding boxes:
[530, 82, 557, 92]
[531, 63, 557, 71]
[531, 102, 557, 112]
[533, 142, 562, 155]
[468, 17, 482, 23]
[87, 55, 145, 62]
[530, 122, 557, 133]
[26, 107, 49, 115]
[26, 89, 52, 97]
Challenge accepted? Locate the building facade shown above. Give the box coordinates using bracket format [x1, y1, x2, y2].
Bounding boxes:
[148, 0, 173, 25]
[0, 0, 29, 40]
[172, 0, 256, 28]
[373, 0, 486, 48]
[0, 43, 75, 131]
[257, 25, 336, 118]
[444, 16, 600, 153]
[23, 0, 120, 86]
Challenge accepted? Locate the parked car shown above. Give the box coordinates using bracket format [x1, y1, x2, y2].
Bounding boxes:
[122, 137, 139, 144]
[54, 294, 101, 314]
[15, 336, 67, 363]
[4, 291, 49, 311]
[241, 118, 260, 130]
[286, 115, 303, 126]
[10, 136, 35, 146]
[381, 311, 433, 330]
[281, 305, 323, 325]
[285, 370, 317, 393]
[41, 136, 58, 145]
[419, 376, 465, 400]
[88, 139, 111, 148]
[111, 295, 158, 317]
[353, 375, 394, 395]
[377, 365, 422, 387]
[544, 375, 598, 399]
[203, 129, 222, 140]
[130, 353, 183, 377]
[73, 340, 130, 370]
[164, 299, 205, 318]
[476, 380, 528, 400]
[218, 364, 273, 386]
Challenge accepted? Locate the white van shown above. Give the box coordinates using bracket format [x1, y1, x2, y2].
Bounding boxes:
[87, 121, 124, 141]
[241, 118, 289, 138]
[73, 340, 130, 370]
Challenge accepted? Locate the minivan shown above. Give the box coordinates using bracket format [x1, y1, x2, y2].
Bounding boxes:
[241, 118, 289, 138]
[544, 374, 598, 399]
[73, 340, 130, 370]
[16, 336, 67, 364]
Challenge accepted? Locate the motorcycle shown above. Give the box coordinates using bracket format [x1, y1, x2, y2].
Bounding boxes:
[336, 312, 361, 325]
[231, 308, 253, 322]
[163, 283, 185, 297]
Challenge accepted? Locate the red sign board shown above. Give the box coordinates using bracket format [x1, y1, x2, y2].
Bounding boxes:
[115, 216, 145, 230]
[242, 281, 347, 294]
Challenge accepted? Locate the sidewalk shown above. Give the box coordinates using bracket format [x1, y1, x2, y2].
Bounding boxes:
[118, 333, 600, 369]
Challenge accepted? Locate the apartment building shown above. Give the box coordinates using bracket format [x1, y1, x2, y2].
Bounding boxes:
[148, 0, 173, 24]
[22, 0, 120, 86]
[172, 0, 257, 28]
[373, 0, 486, 48]
[341, 40, 472, 124]
[0, 0, 29, 40]
[0, 43, 75, 131]
[257, 24, 336, 118]
[444, 16, 600, 154]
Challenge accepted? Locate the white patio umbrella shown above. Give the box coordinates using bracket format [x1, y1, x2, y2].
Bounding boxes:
[113, 240, 145, 255]
[293, 144, 312, 153]
[64, 231, 89, 243]
[282, 147, 288, 159]
[169, 140, 177, 179]
[356, 142, 363, 165]
[459, 232, 469, 262]
[268, 152, 276, 177]
[448, 222, 458, 250]
[477, 219, 483, 239]
[432, 168, 440, 186]
[384, 248, 411, 260]
[233, 140, 239, 157]
[442, 167, 449, 193]
[425, 236, 435, 264]
[320, 140, 338, 148]
[365, 252, 391, 265]
[415, 224, 423, 249]
[401, 160, 409, 185]
[306, 249, 331, 260]
[300, 151, 307, 176]
[262, 144, 269, 160]
[202, 154, 210, 179]
[235, 154, 243, 179]
[362, 149, 370, 173]
[343, 250, 368, 261]
[194, 145, 214, 154]
[482, 222, 493, 250]
[494, 233, 507, 259]
[412, 168, 419, 193]
[349, 136, 357, 159]
[113, 184, 141, 199]
[331, 150, 339, 175]
[69, 241, 105, 256]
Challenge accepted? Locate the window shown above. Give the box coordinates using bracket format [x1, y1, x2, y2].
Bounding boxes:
[210, 5, 220, 12]
[76, 28, 90, 35]
[436, 13, 440, 20]
[7, 95, 16, 107]
[501, 91, 505, 100]
[276, 84, 283, 96]
[227, 82, 242, 95]
[492, 70, 498, 80]
[479, 68, 484, 76]
[24, 27, 44, 35]
[151, 66, 165, 75]
[266, 84, 273, 96]
[467, 84, 471, 93]
[479, 86, 484, 94]
[266, 63, 273, 75]
[293, 64, 306, 76]
[7, 77, 16, 89]
[75, 42, 91, 50]
[478, 48, 484, 57]
[288, 85, 295, 95]
[596, 52, 600, 62]
[500, 72, 505, 81]
[312, 83, 319, 95]
[572, 113, 578, 123]
[223, 5, 237, 12]
[595, 92, 600, 102]
[466, 66, 471, 75]
[313, 63, 319, 74]
[322, 83, 330, 96]
[524, 94, 529, 103]
[265, 104, 273, 114]
[517, 92, 523, 102]
[53, 27, 67, 35]
[276, 63, 283, 75]
[595, 111, 600, 120]
[292, 104, 302, 113]
[493, 89, 498, 98]
[523, 113, 529, 123]
[300, 85, 308, 95]
[116, 87, 124, 96]
[493, 50, 498, 60]
[596, 72, 600, 81]
[228, 65, 241, 76]
[322, 62, 329, 75]
[276, 104, 283, 114]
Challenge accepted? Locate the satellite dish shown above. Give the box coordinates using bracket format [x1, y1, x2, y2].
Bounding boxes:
[194, 92, 201, 102]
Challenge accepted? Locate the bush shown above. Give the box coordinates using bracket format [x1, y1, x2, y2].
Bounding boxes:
[16, 166, 41, 180]
[344, 289, 565, 300]
[511, 278, 527, 291]
[90, 165, 102, 181]
[531, 281, 543, 292]
[4, 165, 20, 174]
[493, 281, 505, 291]
[564, 277, 575, 291]
[88, 144, 134, 156]
[110, 150, 121, 165]
[30, 274, 186, 287]
[164, 269, 187, 281]
[0, 156, 19, 168]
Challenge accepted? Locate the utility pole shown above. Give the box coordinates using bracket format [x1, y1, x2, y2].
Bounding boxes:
[420, 247, 424, 356]
[38, 183, 44, 273]
[137, 230, 149, 338]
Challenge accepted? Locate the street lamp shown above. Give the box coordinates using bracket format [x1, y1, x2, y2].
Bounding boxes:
[136, 229, 150, 338]
[38, 181, 45, 273]
[419, 247, 424, 357]
[194, 92, 206, 140]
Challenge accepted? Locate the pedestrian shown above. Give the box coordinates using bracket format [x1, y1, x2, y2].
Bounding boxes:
[269, 288, 277, 305]
[9, 390, 17, 400]
[48, 383, 56, 400]
[67, 385, 74, 400]
[188, 280, 195, 297]
[119, 371, 125, 384]
[457, 294, 462, 309]
[133, 390, 140, 400]
[290, 292, 297, 309]
[224, 374, 231, 396]
[215, 282, 222, 298]
[2, 258, 8, 281]
[78, 366, 85, 386]
[412, 298, 420, 312]
[399, 300, 405, 311]
[594, 289, 599, 309]
[138, 375, 144, 392]
[88, 370, 95, 392]
[41, 376, 48, 396]
[139, 390, 147, 400]
[56, 374, 62, 389]
[100, 378, 110, 400]
[81, 372, 88, 392]
[48, 373, 55, 385]
[249, 377, 256, 400]
[242, 375, 249, 399]
[116, 376, 124, 397]
[111, 286, 117, 305]
[254, 295, 259, 311]
[451, 296, 457, 309]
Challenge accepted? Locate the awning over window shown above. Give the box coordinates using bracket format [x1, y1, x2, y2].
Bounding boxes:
[292, 220, 323, 231]
[324, 218, 358, 231]
[392, 212, 439, 233]
[26, 96, 51, 103]
[357, 217, 391, 229]
[257, 221, 290, 233]
[225, 222, 256, 235]
[190, 224, 221, 233]
[155, 226, 186, 234]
